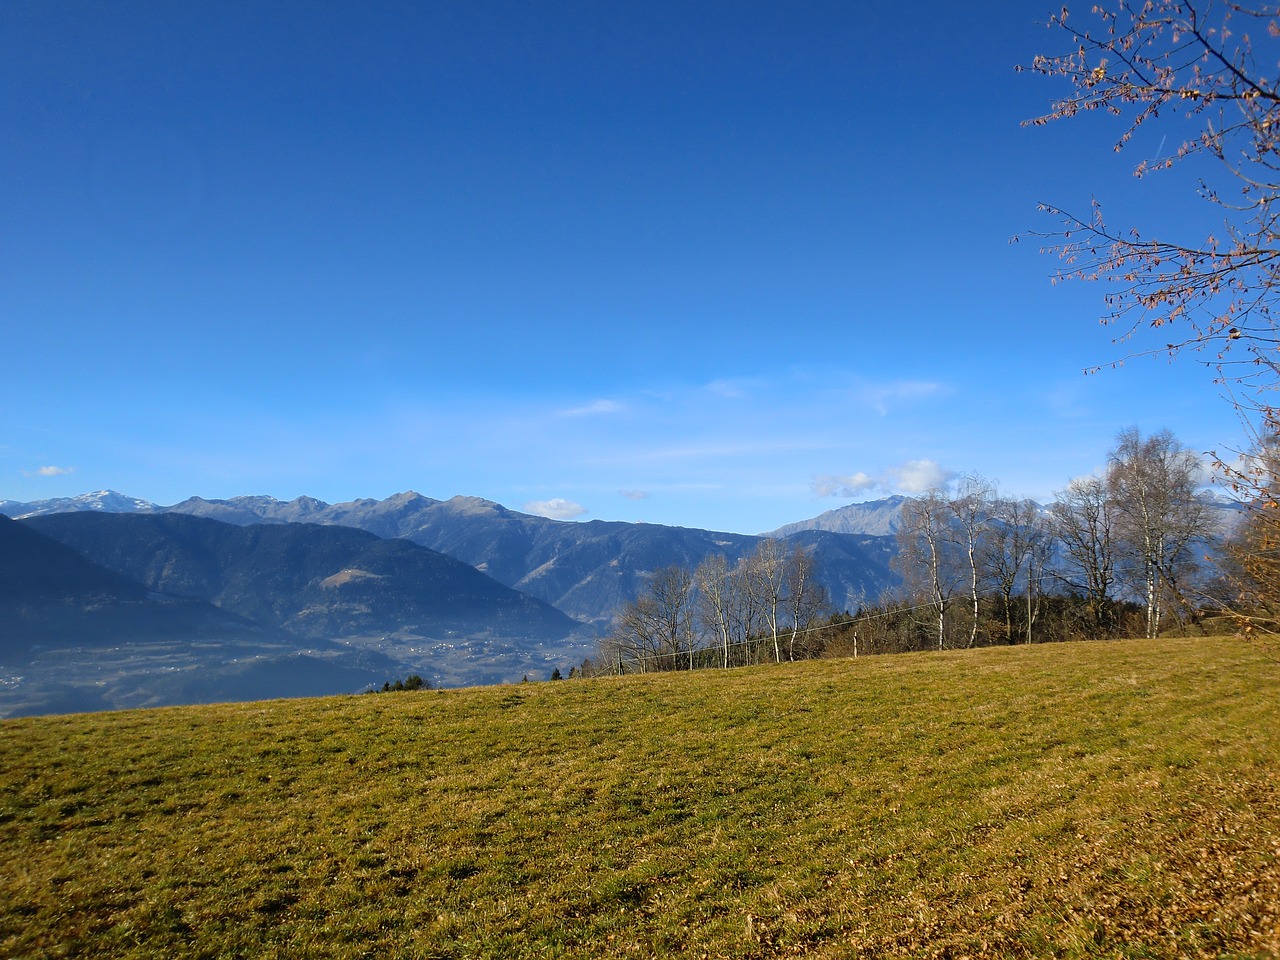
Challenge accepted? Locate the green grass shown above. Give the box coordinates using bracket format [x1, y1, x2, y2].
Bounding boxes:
[2, 637, 1279, 958]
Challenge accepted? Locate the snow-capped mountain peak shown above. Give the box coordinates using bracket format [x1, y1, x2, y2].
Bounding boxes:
[0, 490, 157, 520]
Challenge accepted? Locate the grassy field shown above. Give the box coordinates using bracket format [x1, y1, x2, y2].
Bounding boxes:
[2, 637, 1278, 959]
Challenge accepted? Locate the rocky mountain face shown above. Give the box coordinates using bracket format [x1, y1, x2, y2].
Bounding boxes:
[768, 496, 909, 538]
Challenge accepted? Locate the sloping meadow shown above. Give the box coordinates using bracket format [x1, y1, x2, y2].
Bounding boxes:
[2, 637, 1278, 958]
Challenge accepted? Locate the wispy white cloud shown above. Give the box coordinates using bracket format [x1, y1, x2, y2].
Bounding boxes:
[561, 399, 623, 417]
[703, 378, 752, 399]
[1192, 454, 1219, 487]
[857, 380, 946, 415]
[812, 459, 956, 498]
[619, 489, 649, 501]
[26, 465, 75, 478]
[811, 472, 877, 498]
[524, 497, 588, 520]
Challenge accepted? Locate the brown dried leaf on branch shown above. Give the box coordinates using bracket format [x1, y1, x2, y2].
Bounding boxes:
[1021, 1, 1280, 384]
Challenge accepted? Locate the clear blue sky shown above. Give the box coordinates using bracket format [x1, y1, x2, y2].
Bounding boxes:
[2, 2, 1241, 534]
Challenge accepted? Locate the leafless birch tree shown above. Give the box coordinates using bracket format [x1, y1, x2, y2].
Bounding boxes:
[743, 538, 789, 663]
[695, 553, 736, 669]
[1053, 476, 1119, 636]
[987, 496, 1054, 644]
[784, 544, 828, 660]
[1107, 427, 1209, 636]
[949, 476, 996, 648]
[895, 490, 959, 650]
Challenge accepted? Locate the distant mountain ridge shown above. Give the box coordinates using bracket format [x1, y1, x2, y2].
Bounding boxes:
[24, 512, 581, 644]
[767, 496, 909, 538]
[1, 489, 159, 518]
[4, 489, 902, 624]
[0, 515, 273, 656]
[163, 492, 902, 620]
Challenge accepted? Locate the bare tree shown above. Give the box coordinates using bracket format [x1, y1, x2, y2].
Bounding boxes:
[784, 544, 829, 660]
[1053, 475, 1120, 637]
[1022, 2, 1280, 407]
[1107, 427, 1210, 636]
[949, 476, 996, 648]
[607, 564, 696, 672]
[741, 539, 789, 663]
[694, 553, 735, 669]
[987, 496, 1054, 644]
[895, 490, 960, 650]
[652, 563, 697, 669]
[728, 558, 762, 666]
[1025, 520, 1056, 644]
[606, 594, 662, 673]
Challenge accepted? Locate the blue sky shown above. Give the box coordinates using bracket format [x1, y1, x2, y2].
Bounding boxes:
[2, 2, 1241, 534]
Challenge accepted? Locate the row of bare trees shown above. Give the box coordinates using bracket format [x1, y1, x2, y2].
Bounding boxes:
[893, 428, 1212, 649]
[595, 427, 1215, 676]
[894, 477, 1054, 651]
[601, 539, 831, 673]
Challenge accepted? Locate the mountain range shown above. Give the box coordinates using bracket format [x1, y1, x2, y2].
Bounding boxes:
[0, 515, 274, 656]
[0, 490, 905, 716]
[22, 511, 579, 643]
[2, 490, 904, 622]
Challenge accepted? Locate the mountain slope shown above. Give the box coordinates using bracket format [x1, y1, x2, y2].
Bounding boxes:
[154, 492, 900, 624]
[768, 496, 909, 538]
[0, 516, 275, 660]
[0, 516, 406, 716]
[23, 512, 582, 643]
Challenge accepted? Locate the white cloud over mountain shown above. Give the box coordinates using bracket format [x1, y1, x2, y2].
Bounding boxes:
[813, 459, 955, 498]
[811, 472, 877, 498]
[524, 498, 588, 520]
[885, 459, 955, 494]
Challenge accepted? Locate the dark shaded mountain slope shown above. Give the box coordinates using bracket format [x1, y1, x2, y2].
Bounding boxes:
[154, 493, 901, 624]
[8, 491, 903, 627]
[23, 512, 581, 642]
[0, 515, 275, 661]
